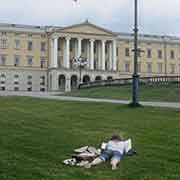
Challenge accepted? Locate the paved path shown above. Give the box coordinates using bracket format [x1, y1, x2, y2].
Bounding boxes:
[0, 91, 180, 109]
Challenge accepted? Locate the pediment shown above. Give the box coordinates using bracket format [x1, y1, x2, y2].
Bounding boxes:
[57, 22, 117, 37]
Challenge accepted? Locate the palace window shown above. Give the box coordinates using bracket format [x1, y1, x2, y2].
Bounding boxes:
[157, 63, 163, 73]
[27, 81, 32, 85]
[0, 86, 5, 91]
[147, 63, 152, 73]
[27, 57, 33, 66]
[14, 56, 20, 66]
[14, 74, 19, 78]
[1, 32, 7, 36]
[14, 32, 21, 36]
[41, 42, 46, 52]
[0, 39, 8, 49]
[41, 34, 46, 38]
[0, 74, 6, 79]
[147, 49, 152, 58]
[40, 88, 45, 92]
[0, 74, 6, 85]
[15, 40, 20, 49]
[28, 41, 33, 51]
[40, 58, 46, 68]
[40, 76, 45, 86]
[170, 50, 175, 59]
[27, 75, 32, 80]
[28, 34, 33, 38]
[125, 48, 130, 57]
[125, 63, 130, 72]
[158, 50, 162, 59]
[27, 75, 32, 85]
[170, 64, 175, 74]
[0, 55, 6, 65]
[27, 87, 32, 91]
[14, 81, 19, 85]
[14, 74, 19, 85]
[14, 87, 19, 91]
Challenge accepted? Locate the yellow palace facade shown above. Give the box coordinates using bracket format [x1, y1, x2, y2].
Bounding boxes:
[0, 21, 180, 92]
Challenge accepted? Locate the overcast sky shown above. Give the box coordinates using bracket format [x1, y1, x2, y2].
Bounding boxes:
[0, 0, 180, 36]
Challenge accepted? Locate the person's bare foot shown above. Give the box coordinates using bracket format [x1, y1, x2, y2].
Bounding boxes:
[112, 165, 117, 170]
[84, 163, 91, 169]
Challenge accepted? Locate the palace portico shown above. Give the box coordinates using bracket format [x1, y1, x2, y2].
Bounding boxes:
[48, 21, 119, 92]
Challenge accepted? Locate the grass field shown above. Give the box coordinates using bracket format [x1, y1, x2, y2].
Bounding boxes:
[0, 97, 180, 180]
[64, 84, 180, 102]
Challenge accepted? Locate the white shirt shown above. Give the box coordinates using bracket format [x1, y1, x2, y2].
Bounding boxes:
[106, 140, 125, 154]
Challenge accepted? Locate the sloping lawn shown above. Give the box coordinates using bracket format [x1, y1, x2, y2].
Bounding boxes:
[0, 97, 180, 180]
[64, 84, 180, 102]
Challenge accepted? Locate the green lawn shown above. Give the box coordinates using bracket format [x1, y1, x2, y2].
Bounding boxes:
[0, 97, 180, 180]
[64, 83, 180, 102]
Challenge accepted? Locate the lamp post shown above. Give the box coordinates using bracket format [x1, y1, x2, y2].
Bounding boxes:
[131, 0, 140, 107]
[74, 56, 88, 85]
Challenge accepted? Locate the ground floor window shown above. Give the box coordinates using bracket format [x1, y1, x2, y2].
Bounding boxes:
[40, 88, 45, 92]
[14, 81, 19, 85]
[27, 87, 32, 91]
[107, 76, 113, 80]
[0, 86, 5, 91]
[0, 81, 5, 84]
[14, 87, 19, 91]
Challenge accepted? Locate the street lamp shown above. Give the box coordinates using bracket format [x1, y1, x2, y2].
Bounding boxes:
[131, 0, 141, 107]
[74, 56, 88, 85]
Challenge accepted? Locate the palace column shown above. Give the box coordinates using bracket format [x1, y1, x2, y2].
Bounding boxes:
[101, 40, 106, 71]
[90, 39, 95, 70]
[51, 37, 58, 68]
[78, 38, 82, 58]
[74, 39, 78, 59]
[112, 40, 117, 71]
[87, 40, 90, 68]
[64, 37, 71, 69]
[109, 42, 113, 71]
[97, 41, 102, 70]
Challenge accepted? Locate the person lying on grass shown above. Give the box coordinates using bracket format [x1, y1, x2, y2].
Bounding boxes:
[85, 134, 125, 170]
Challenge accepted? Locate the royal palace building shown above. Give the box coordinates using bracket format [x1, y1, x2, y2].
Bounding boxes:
[0, 21, 180, 92]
